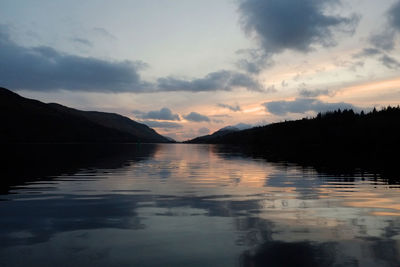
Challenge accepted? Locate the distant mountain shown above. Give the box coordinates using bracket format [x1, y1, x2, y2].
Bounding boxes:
[230, 123, 253, 130]
[187, 108, 400, 168]
[0, 87, 170, 143]
[187, 123, 251, 143]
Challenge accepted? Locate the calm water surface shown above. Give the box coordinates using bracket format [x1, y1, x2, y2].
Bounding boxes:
[1, 144, 400, 266]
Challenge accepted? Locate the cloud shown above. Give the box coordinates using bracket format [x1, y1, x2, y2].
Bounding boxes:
[238, 0, 359, 56]
[198, 127, 210, 135]
[236, 48, 273, 73]
[212, 114, 231, 118]
[298, 89, 332, 97]
[71, 38, 93, 47]
[353, 48, 382, 58]
[0, 27, 150, 92]
[184, 112, 210, 122]
[266, 85, 277, 93]
[366, 1, 400, 53]
[388, 0, 400, 32]
[369, 31, 395, 51]
[357, 1, 400, 70]
[92, 27, 117, 40]
[157, 70, 264, 92]
[352, 47, 400, 70]
[0, 27, 263, 94]
[139, 120, 182, 129]
[263, 98, 356, 115]
[217, 103, 241, 112]
[379, 54, 400, 69]
[133, 107, 180, 121]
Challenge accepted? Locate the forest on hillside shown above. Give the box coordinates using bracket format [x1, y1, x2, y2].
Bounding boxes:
[189, 107, 400, 171]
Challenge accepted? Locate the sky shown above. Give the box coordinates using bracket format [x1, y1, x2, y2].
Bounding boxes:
[1, 0, 400, 141]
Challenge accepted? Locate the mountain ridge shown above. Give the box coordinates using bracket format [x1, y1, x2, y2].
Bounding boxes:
[186, 123, 252, 143]
[186, 108, 400, 169]
[0, 87, 171, 143]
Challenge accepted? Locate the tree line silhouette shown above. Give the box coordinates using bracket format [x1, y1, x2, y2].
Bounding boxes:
[189, 107, 400, 170]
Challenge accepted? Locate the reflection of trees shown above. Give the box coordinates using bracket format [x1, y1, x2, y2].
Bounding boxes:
[1, 186, 400, 265]
[205, 107, 400, 180]
[2, 143, 400, 266]
[240, 241, 337, 267]
[211, 144, 399, 185]
[1, 143, 160, 193]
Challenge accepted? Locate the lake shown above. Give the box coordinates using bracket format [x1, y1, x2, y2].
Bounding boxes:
[1, 143, 400, 266]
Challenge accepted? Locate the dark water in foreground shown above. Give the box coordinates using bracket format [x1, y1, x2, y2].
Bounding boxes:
[1, 144, 400, 267]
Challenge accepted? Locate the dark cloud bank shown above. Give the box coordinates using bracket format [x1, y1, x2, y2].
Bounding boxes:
[388, 0, 400, 32]
[184, 112, 210, 122]
[0, 26, 263, 93]
[368, 0, 400, 52]
[0, 27, 149, 92]
[355, 1, 400, 69]
[298, 88, 332, 98]
[217, 103, 241, 112]
[264, 98, 356, 116]
[237, 0, 359, 72]
[157, 70, 263, 92]
[133, 107, 180, 121]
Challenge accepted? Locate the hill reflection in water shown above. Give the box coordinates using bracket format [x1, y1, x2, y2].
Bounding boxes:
[0, 144, 399, 266]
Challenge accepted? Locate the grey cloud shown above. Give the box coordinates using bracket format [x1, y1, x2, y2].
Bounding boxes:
[213, 119, 225, 124]
[157, 70, 263, 92]
[353, 47, 400, 70]
[369, 31, 395, 51]
[139, 120, 182, 129]
[184, 112, 210, 122]
[238, 0, 359, 55]
[365, 1, 400, 54]
[348, 61, 365, 71]
[379, 54, 400, 69]
[217, 103, 241, 112]
[212, 114, 231, 118]
[353, 48, 382, 58]
[0, 28, 149, 92]
[71, 38, 93, 47]
[333, 59, 364, 72]
[299, 89, 332, 97]
[388, 0, 400, 32]
[236, 49, 273, 74]
[132, 110, 144, 115]
[264, 98, 355, 115]
[0, 27, 262, 94]
[198, 127, 210, 135]
[236, 58, 267, 74]
[266, 85, 277, 93]
[134, 107, 180, 121]
[92, 27, 117, 40]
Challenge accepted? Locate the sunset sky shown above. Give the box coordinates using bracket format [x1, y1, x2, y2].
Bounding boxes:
[1, 0, 400, 140]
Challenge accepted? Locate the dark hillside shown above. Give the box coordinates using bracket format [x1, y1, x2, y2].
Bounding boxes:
[0, 87, 169, 143]
[188, 108, 400, 168]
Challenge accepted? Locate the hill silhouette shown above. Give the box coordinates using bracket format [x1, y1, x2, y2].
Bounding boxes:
[189, 123, 252, 143]
[189, 126, 241, 143]
[187, 108, 400, 169]
[0, 87, 170, 143]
